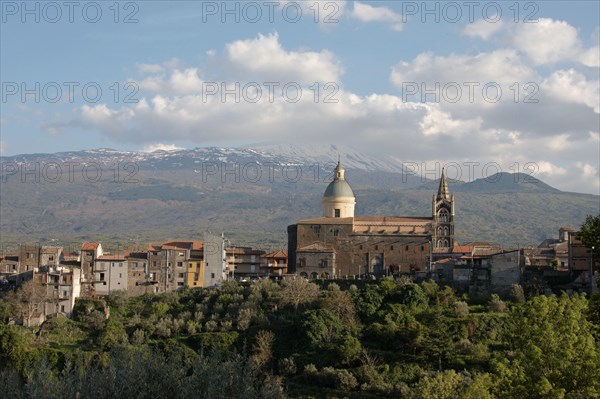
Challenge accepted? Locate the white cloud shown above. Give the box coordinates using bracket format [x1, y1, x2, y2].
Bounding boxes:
[511, 18, 581, 65]
[350, 2, 403, 31]
[543, 69, 600, 113]
[579, 46, 600, 67]
[462, 19, 503, 40]
[141, 143, 184, 152]
[223, 32, 342, 83]
[391, 49, 536, 89]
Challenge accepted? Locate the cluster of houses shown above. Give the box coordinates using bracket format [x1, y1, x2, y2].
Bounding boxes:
[429, 227, 596, 297]
[0, 239, 288, 325]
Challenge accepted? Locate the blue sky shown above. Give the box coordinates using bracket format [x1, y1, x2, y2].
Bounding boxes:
[1, 1, 599, 193]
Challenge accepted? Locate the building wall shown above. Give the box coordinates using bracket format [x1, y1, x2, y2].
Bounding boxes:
[127, 257, 150, 296]
[185, 260, 204, 288]
[294, 222, 431, 278]
[93, 260, 127, 295]
[296, 251, 335, 279]
[203, 233, 226, 287]
[489, 251, 522, 295]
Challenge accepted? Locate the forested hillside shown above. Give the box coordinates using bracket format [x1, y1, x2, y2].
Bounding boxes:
[1, 279, 599, 398]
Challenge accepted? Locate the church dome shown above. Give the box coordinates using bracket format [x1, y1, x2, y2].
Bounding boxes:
[323, 179, 355, 198]
[322, 160, 356, 218]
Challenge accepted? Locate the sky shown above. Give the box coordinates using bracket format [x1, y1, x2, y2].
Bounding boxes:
[1, 0, 599, 194]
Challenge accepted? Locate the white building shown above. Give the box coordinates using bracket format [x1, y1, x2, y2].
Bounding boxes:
[93, 255, 128, 295]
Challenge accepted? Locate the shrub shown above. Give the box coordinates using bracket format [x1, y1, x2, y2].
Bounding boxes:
[454, 301, 469, 317]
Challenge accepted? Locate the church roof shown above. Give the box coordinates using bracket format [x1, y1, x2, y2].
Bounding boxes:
[323, 160, 355, 199]
[436, 169, 451, 201]
[323, 179, 355, 198]
[297, 216, 433, 225]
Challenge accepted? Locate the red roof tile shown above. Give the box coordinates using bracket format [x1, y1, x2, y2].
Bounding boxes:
[81, 242, 100, 251]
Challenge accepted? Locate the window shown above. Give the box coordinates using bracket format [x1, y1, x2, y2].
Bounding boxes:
[421, 246, 425, 251]
[334, 209, 340, 218]
[332, 229, 339, 237]
[359, 245, 363, 250]
[178, 252, 185, 257]
[49, 256, 54, 261]
[177, 262, 183, 267]
[406, 245, 409, 251]
[153, 261, 157, 267]
[178, 273, 184, 278]
[99, 273, 105, 281]
[298, 258, 306, 268]
[211, 273, 215, 279]
[375, 245, 378, 250]
[390, 245, 394, 250]
[119, 273, 122, 278]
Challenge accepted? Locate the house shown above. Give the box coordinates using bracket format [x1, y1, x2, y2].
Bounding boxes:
[147, 240, 205, 291]
[126, 252, 151, 296]
[80, 242, 103, 296]
[227, 247, 265, 279]
[93, 254, 127, 296]
[260, 250, 288, 277]
[39, 265, 81, 317]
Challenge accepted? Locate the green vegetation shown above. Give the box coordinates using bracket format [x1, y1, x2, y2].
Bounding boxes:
[1, 279, 599, 398]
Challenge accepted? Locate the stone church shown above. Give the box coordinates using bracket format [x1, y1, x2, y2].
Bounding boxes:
[287, 160, 455, 278]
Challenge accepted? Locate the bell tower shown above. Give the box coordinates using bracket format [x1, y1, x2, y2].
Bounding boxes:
[432, 168, 454, 248]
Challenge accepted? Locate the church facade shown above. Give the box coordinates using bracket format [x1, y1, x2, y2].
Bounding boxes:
[287, 161, 455, 278]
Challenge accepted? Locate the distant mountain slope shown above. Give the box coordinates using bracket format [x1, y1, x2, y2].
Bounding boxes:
[0, 145, 598, 250]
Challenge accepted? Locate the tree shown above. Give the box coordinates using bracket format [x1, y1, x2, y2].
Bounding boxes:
[493, 293, 600, 398]
[278, 278, 320, 311]
[321, 290, 359, 328]
[13, 278, 49, 327]
[250, 330, 275, 370]
[579, 214, 600, 260]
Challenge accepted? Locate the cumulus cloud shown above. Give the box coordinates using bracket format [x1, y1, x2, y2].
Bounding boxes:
[463, 18, 597, 67]
[350, 2, 403, 31]
[542, 69, 600, 113]
[223, 32, 343, 83]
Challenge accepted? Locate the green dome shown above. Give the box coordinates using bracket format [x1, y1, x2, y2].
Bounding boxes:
[323, 180, 355, 198]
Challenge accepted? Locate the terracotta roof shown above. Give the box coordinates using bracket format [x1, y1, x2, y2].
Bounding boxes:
[160, 241, 204, 251]
[297, 217, 354, 225]
[452, 245, 474, 254]
[81, 242, 100, 251]
[559, 227, 573, 231]
[354, 216, 433, 224]
[263, 250, 287, 259]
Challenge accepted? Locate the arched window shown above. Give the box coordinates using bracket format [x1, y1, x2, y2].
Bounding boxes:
[299, 272, 308, 279]
[310, 272, 319, 279]
[438, 209, 449, 222]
